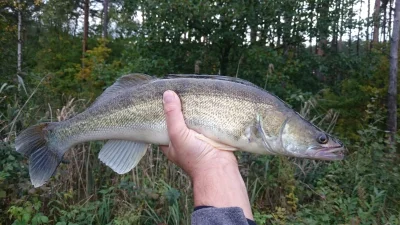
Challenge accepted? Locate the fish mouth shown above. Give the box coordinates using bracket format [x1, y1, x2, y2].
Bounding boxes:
[307, 146, 346, 160]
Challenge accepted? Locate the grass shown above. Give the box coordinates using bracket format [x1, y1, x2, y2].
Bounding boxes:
[1, 79, 399, 225]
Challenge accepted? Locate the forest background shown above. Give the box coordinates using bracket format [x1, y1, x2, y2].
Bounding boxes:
[1, 0, 400, 224]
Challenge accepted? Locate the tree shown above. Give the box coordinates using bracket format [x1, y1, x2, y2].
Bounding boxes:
[82, 0, 89, 67]
[102, 0, 109, 38]
[17, 0, 22, 75]
[367, 0, 371, 49]
[373, 0, 381, 44]
[388, 0, 399, 146]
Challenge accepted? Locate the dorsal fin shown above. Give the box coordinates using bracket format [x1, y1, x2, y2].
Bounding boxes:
[165, 74, 261, 89]
[91, 73, 155, 108]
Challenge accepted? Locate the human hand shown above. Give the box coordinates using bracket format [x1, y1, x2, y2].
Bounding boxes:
[160, 90, 253, 220]
[160, 90, 238, 179]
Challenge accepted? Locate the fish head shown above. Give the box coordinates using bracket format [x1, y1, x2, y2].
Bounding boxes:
[280, 114, 345, 160]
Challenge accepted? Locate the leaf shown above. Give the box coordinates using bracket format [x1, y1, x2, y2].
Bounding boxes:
[22, 213, 31, 222]
[40, 215, 49, 223]
[164, 188, 180, 206]
[55, 222, 67, 225]
[31, 215, 39, 225]
[8, 154, 15, 161]
[0, 190, 6, 198]
[0, 83, 8, 93]
[17, 75, 28, 96]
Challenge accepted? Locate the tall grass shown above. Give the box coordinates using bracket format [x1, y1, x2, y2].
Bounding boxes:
[1, 78, 399, 225]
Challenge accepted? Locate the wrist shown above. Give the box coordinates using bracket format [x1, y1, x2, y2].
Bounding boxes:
[187, 151, 238, 180]
[192, 163, 243, 206]
[189, 157, 238, 181]
[191, 161, 254, 220]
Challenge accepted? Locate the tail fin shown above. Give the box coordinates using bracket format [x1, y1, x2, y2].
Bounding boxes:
[15, 123, 62, 187]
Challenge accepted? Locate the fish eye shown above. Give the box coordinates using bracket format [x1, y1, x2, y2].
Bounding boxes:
[317, 134, 329, 144]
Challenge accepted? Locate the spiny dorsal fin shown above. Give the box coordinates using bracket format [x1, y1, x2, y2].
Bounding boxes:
[165, 74, 261, 89]
[91, 73, 155, 108]
[98, 140, 149, 174]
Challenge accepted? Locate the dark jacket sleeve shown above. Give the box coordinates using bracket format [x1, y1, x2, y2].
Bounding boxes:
[191, 206, 256, 225]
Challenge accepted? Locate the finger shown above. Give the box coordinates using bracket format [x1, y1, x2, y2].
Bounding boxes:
[163, 90, 190, 143]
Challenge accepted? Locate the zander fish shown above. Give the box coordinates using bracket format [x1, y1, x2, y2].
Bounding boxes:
[16, 74, 345, 187]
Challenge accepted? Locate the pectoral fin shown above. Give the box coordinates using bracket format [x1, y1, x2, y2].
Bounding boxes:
[244, 125, 258, 143]
[195, 134, 238, 151]
[99, 140, 149, 174]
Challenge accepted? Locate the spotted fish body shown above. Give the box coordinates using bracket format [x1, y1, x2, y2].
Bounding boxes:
[16, 74, 345, 187]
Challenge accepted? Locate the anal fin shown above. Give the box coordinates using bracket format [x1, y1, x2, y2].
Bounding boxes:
[195, 134, 238, 151]
[99, 140, 149, 174]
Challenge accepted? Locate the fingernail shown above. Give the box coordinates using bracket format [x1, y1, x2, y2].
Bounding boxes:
[163, 90, 175, 103]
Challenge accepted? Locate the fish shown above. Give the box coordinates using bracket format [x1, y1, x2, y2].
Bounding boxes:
[15, 74, 345, 187]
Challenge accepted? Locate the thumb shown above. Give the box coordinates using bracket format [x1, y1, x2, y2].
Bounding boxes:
[163, 90, 190, 144]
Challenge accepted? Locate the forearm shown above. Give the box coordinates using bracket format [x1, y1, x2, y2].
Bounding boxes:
[192, 164, 253, 220]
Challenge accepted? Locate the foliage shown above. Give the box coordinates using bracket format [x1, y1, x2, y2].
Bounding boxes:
[8, 200, 49, 225]
[289, 111, 400, 224]
[50, 189, 114, 225]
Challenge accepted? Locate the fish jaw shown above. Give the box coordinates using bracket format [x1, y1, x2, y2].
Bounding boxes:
[305, 145, 346, 160]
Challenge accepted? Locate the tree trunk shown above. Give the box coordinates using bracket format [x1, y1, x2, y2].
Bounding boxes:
[82, 0, 89, 67]
[348, 1, 354, 54]
[357, 0, 362, 55]
[388, 0, 399, 146]
[339, 0, 344, 52]
[219, 45, 231, 75]
[17, 0, 22, 74]
[283, 10, 293, 57]
[317, 0, 329, 56]
[332, 0, 339, 52]
[373, 0, 381, 44]
[390, 0, 393, 34]
[102, 0, 109, 38]
[383, 3, 387, 42]
[277, 16, 282, 47]
[250, 26, 257, 45]
[309, 0, 314, 54]
[194, 60, 201, 74]
[367, 0, 371, 50]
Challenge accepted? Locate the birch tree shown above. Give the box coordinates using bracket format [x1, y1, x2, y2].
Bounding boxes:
[388, 0, 399, 146]
[17, 0, 22, 74]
